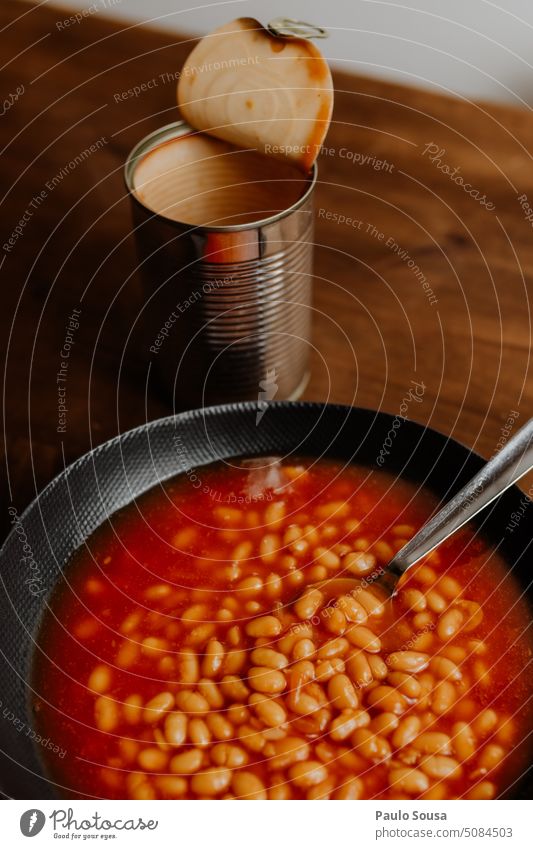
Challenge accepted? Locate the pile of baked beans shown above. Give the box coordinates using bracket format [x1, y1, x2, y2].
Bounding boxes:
[80, 464, 519, 800]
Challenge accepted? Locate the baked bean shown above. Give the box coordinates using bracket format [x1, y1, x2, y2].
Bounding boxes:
[392, 716, 421, 749]
[466, 780, 496, 799]
[431, 680, 456, 715]
[267, 776, 292, 799]
[426, 590, 446, 613]
[373, 540, 394, 563]
[438, 576, 462, 599]
[190, 767, 232, 796]
[131, 781, 156, 800]
[245, 615, 282, 638]
[345, 651, 371, 685]
[387, 672, 422, 699]
[236, 575, 263, 597]
[367, 686, 407, 715]
[264, 501, 286, 528]
[330, 710, 370, 741]
[367, 654, 388, 680]
[181, 604, 207, 624]
[94, 696, 119, 732]
[123, 694, 143, 725]
[211, 743, 248, 768]
[372, 712, 400, 737]
[323, 607, 347, 635]
[88, 665, 112, 694]
[336, 594, 368, 623]
[237, 724, 266, 753]
[286, 569, 305, 588]
[250, 693, 287, 727]
[170, 748, 203, 774]
[138, 747, 167, 772]
[388, 651, 429, 673]
[197, 679, 224, 710]
[189, 718, 211, 747]
[420, 755, 462, 780]
[473, 659, 491, 688]
[352, 728, 390, 761]
[248, 667, 286, 694]
[495, 716, 515, 745]
[412, 612, 434, 631]
[226, 704, 250, 726]
[289, 760, 328, 788]
[223, 649, 247, 676]
[452, 721, 476, 761]
[400, 589, 427, 612]
[232, 540, 253, 561]
[293, 638, 316, 660]
[307, 565, 328, 582]
[334, 777, 364, 800]
[477, 744, 505, 773]
[164, 711, 188, 747]
[116, 640, 139, 669]
[294, 588, 324, 620]
[251, 647, 288, 669]
[156, 775, 187, 797]
[415, 565, 437, 585]
[437, 609, 464, 641]
[413, 732, 452, 755]
[220, 675, 250, 701]
[456, 600, 484, 631]
[392, 524, 415, 537]
[315, 500, 350, 520]
[287, 691, 320, 717]
[343, 552, 376, 577]
[390, 766, 429, 795]
[307, 777, 336, 800]
[142, 691, 174, 723]
[315, 657, 345, 682]
[440, 645, 466, 664]
[269, 736, 310, 770]
[430, 656, 462, 681]
[346, 625, 381, 653]
[317, 637, 350, 660]
[202, 640, 224, 677]
[232, 771, 267, 799]
[259, 534, 280, 564]
[328, 674, 359, 710]
[175, 691, 210, 715]
[314, 547, 340, 569]
[357, 589, 385, 618]
[206, 713, 233, 741]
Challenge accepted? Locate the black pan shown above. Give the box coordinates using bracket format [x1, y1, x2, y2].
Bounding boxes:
[0, 402, 531, 799]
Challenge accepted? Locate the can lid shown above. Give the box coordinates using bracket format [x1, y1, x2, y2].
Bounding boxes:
[177, 18, 333, 173]
[267, 18, 329, 39]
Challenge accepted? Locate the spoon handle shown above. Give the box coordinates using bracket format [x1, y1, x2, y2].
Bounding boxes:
[388, 418, 533, 581]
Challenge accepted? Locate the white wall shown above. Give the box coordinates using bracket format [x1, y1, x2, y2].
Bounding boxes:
[49, 0, 533, 106]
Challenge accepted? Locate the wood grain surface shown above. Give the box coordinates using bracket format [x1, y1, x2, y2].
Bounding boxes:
[1, 0, 532, 537]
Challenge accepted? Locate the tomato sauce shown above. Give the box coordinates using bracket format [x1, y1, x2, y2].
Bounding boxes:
[32, 459, 533, 799]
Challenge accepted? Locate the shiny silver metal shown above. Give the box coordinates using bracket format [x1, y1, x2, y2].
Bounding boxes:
[125, 121, 316, 408]
[380, 417, 533, 593]
[267, 18, 329, 39]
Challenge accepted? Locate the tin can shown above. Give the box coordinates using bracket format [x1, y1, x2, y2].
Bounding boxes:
[124, 121, 315, 408]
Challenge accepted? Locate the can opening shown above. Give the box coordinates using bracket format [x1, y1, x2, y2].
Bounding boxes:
[131, 131, 310, 228]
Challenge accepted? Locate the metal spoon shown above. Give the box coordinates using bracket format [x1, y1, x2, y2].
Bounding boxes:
[321, 418, 533, 599]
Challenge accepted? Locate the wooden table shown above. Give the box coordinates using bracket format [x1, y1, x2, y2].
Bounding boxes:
[1, 1, 532, 538]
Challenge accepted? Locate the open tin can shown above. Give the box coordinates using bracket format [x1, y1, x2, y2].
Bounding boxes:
[125, 120, 316, 408]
